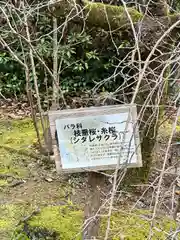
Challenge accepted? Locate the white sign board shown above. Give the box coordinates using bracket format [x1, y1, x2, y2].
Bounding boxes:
[49, 105, 142, 173]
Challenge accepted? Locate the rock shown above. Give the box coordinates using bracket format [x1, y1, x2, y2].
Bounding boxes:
[45, 177, 53, 182]
[7, 177, 13, 183]
[136, 200, 147, 209]
[28, 163, 35, 168]
[9, 180, 26, 187]
[51, 168, 57, 173]
[17, 110, 24, 115]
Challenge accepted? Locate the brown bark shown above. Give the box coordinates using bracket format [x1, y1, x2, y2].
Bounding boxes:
[83, 172, 105, 239]
[124, 16, 172, 184]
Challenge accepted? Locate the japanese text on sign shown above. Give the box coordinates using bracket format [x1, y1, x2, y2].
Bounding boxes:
[63, 123, 125, 144]
[55, 110, 142, 171]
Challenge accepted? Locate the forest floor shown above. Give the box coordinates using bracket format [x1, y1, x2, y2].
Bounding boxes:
[0, 100, 180, 240]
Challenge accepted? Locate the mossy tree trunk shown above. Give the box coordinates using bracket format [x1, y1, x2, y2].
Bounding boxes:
[50, 0, 142, 30]
[125, 14, 173, 183]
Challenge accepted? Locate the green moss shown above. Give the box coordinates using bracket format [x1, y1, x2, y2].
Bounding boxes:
[159, 65, 171, 119]
[85, 2, 142, 30]
[0, 166, 27, 177]
[0, 118, 37, 149]
[100, 210, 177, 239]
[0, 204, 26, 223]
[1, 204, 176, 240]
[158, 119, 180, 140]
[27, 208, 177, 240]
[0, 179, 8, 186]
[0, 149, 29, 177]
[54, 0, 142, 31]
[29, 205, 82, 239]
[0, 204, 32, 239]
[0, 118, 39, 177]
[0, 219, 12, 229]
[176, 125, 180, 132]
[168, 13, 180, 25]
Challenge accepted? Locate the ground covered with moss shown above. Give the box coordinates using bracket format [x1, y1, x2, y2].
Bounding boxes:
[0, 117, 84, 239]
[0, 116, 180, 239]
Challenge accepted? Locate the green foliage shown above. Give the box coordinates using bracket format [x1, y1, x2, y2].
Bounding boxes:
[58, 31, 128, 93]
[169, 0, 180, 12]
[0, 53, 25, 96]
[0, 2, 132, 98]
[1, 30, 126, 96]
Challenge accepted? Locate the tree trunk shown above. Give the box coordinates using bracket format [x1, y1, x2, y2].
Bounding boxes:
[52, 16, 59, 109]
[49, 0, 142, 31]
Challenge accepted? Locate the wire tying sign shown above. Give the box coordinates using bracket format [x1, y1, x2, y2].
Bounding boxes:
[49, 105, 142, 173]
